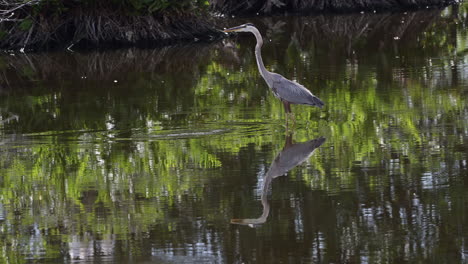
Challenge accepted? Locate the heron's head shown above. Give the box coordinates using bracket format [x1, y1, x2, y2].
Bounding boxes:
[223, 23, 256, 33]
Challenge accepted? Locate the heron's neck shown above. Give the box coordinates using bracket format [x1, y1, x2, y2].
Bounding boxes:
[259, 174, 273, 220]
[251, 28, 270, 81]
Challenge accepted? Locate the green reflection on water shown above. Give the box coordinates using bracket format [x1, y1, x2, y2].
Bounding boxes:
[1, 4, 468, 263]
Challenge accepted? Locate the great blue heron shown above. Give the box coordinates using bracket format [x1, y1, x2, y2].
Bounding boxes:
[223, 23, 324, 117]
[231, 135, 326, 226]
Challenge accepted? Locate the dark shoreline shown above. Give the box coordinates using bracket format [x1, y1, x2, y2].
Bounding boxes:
[0, 0, 457, 52]
[212, 0, 456, 16]
[0, 10, 223, 51]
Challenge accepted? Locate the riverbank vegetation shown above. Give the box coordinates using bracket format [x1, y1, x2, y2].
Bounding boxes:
[211, 0, 455, 15]
[0, 0, 458, 50]
[0, 0, 219, 50]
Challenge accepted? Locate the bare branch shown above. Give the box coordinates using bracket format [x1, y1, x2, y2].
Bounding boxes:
[0, 0, 40, 16]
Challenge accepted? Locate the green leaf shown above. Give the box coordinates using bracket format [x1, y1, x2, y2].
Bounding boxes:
[19, 18, 33, 31]
[0, 30, 7, 40]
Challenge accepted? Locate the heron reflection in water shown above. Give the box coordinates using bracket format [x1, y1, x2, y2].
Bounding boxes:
[223, 24, 324, 119]
[231, 135, 325, 226]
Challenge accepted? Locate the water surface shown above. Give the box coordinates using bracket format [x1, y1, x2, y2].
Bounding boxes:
[1, 5, 468, 263]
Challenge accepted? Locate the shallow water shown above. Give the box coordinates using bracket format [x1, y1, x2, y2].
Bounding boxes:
[1, 5, 468, 264]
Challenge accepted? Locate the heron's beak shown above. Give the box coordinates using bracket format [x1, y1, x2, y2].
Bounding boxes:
[223, 25, 245, 33]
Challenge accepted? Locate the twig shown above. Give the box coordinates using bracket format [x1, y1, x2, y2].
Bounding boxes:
[0, 0, 40, 16]
[21, 22, 34, 50]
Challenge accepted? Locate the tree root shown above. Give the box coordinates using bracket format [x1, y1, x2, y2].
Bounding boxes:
[211, 0, 455, 15]
[0, 9, 222, 51]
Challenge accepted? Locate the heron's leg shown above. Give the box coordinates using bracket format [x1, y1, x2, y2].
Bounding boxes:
[284, 133, 294, 147]
[285, 116, 296, 132]
[283, 101, 296, 120]
[282, 101, 296, 129]
[282, 101, 291, 114]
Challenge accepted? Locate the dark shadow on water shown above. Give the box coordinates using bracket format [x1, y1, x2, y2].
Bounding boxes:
[231, 134, 325, 226]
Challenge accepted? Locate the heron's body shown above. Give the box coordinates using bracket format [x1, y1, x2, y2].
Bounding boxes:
[224, 23, 324, 115]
